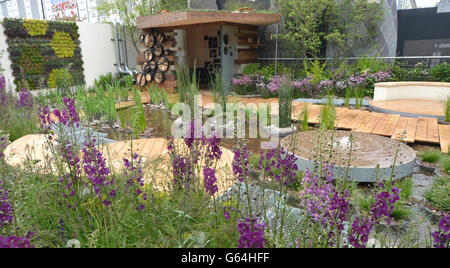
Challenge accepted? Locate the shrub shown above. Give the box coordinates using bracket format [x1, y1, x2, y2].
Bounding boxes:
[232, 75, 258, 95]
[430, 62, 450, 82]
[278, 78, 293, 128]
[50, 31, 76, 58]
[425, 177, 450, 212]
[23, 19, 48, 36]
[419, 149, 442, 164]
[47, 68, 73, 89]
[242, 63, 261, 75]
[440, 156, 450, 174]
[0, 76, 39, 141]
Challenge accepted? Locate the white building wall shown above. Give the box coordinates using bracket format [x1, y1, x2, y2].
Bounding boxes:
[0, 0, 101, 22]
[77, 22, 118, 87]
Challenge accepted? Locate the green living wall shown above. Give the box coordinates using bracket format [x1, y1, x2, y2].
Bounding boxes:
[3, 18, 84, 90]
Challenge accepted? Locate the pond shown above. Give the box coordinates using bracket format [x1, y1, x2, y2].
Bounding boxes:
[104, 105, 304, 154]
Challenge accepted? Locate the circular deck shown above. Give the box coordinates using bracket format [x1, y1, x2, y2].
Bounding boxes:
[369, 99, 445, 120]
[281, 130, 416, 182]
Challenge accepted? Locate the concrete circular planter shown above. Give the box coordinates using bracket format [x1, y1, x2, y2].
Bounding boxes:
[281, 130, 416, 182]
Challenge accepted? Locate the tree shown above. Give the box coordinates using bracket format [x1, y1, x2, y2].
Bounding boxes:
[275, 0, 384, 58]
[276, 0, 334, 58]
[327, 0, 384, 57]
[96, 0, 189, 53]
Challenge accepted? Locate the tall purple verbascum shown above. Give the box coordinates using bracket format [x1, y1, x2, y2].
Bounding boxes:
[432, 213, 449, 248]
[348, 216, 373, 248]
[0, 234, 33, 248]
[237, 218, 266, 248]
[348, 181, 401, 248]
[201, 133, 222, 196]
[16, 88, 34, 108]
[168, 137, 193, 189]
[0, 179, 13, 229]
[0, 76, 7, 106]
[299, 164, 353, 246]
[232, 143, 249, 182]
[370, 182, 401, 224]
[38, 105, 54, 136]
[203, 167, 218, 197]
[82, 138, 114, 207]
[300, 170, 333, 222]
[59, 143, 82, 209]
[258, 148, 298, 187]
[123, 153, 146, 211]
[53, 97, 80, 128]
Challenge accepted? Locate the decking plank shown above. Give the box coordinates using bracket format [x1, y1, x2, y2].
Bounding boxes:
[360, 113, 384, 133]
[335, 109, 355, 129]
[427, 118, 440, 144]
[438, 125, 450, 153]
[344, 111, 368, 129]
[353, 113, 377, 132]
[391, 117, 409, 141]
[415, 117, 429, 142]
[371, 114, 392, 135]
[404, 117, 418, 143]
[381, 114, 400, 137]
[308, 105, 321, 124]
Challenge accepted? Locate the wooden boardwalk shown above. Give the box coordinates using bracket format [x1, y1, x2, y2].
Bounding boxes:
[118, 92, 450, 153]
[200, 95, 450, 152]
[370, 99, 445, 117]
[291, 103, 448, 152]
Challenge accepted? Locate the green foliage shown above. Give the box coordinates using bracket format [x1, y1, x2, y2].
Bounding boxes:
[424, 177, 450, 212]
[50, 31, 76, 58]
[242, 63, 261, 75]
[390, 203, 412, 221]
[353, 57, 390, 74]
[353, 86, 364, 109]
[258, 105, 271, 127]
[48, 68, 73, 89]
[419, 149, 442, 164]
[94, 73, 116, 89]
[300, 104, 309, 131]
[443, 95, 450, 122]
[97, 0, 188, 54]
[256, 64, 291, 81]
[319, 95, 336, 130]
[147, 85, 168, 106]
[440, 155, 450, 174]
[394, 178, 413, 201]
[327, 0, 384, 57]
[19, 46, 46, 75]
[304, 59, 327, 84]
[391, 61, 430, 82]
[430, 62, 450, 82]
[23, 19, 48, 36]
[224, 0, 259, 10]
[210, 71, 227, 115]
[176, 62, 199, 116]
[276, 0, 383, 58]
[278, 78, 293, 128]
[131, 87, 146, 136]
[112, 82, 130, 102]
[0, 90, 39, 141]
[344, 87, 351, 108]
[74, 85, 117, 126]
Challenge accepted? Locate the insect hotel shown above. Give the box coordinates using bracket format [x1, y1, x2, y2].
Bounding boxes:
[135, 10, 281, 93]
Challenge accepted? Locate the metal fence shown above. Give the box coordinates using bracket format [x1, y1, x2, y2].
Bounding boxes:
[258, 56, 450, 75]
